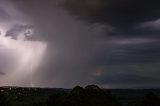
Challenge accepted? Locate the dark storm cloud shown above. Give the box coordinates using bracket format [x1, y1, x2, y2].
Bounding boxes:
[0, 8, 10, 21]
[7, 0, 160, 88]
[62, 0, 160, 35]
[92, 62, 160, 88]
[138, 19, 160, 30]
[91, 38, 160, 66]
[96, 74, 160, 84]
[109, 42, 160, 64]
[134, 19, 160, 35]
[0, 1, 12, 21]
[0, 0, 24, 22]
[0, 72, 5, 75]
[6, 24, 33, 39]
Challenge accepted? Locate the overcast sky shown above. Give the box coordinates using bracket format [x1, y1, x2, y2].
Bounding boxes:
[0, 0, 160, 88]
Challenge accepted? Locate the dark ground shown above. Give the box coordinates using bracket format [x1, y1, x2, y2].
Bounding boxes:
[0, 86, 160, 106]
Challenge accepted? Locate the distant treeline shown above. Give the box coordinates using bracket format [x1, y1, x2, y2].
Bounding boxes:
[0, 85, 160, 106]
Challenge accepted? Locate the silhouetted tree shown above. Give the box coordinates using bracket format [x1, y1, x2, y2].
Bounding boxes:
[136, 92, 160, 106]
[46, 85, 122, 106]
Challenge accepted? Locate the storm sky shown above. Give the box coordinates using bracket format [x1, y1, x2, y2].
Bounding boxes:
[0, 0, 160, 88]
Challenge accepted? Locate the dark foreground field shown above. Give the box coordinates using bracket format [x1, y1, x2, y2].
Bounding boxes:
[0, 85, 160, 106]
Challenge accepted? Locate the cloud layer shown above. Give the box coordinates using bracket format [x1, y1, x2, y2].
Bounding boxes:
[0, 0, 159, 88]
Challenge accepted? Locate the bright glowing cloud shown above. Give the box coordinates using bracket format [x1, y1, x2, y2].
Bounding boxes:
[0, 27, 47, 87]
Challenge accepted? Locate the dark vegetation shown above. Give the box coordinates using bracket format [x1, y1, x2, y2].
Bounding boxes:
[0, 85, 160, 106]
